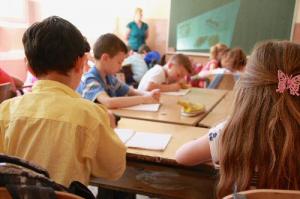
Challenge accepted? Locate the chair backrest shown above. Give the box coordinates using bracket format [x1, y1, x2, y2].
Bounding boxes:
[223, 189, 300, 199]
[0, 83, 14, 103]
[0, 188, 83, 199]
[207, 73, 236, 90]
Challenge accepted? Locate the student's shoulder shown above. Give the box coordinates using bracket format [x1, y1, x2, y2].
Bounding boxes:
[74, 97, 106, 114]
[72, 98, 109, 125]
[0, 96, 22, 117]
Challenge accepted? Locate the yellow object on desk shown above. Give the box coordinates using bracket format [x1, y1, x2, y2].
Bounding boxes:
[177, 100, 205, 117]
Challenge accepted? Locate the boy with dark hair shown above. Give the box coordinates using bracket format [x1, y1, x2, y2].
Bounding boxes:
[0, 16, 126, 186]
[77, 33, 160, 109]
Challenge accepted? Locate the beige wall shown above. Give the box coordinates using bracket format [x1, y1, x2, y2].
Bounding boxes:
[3, 0, 300, 78]
[40, 0, 171, 54]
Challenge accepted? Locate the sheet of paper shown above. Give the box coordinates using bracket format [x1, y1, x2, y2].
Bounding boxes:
[162, 89, 191, 96]
[114, 128, 135, 143]
[126, 132, 172, 151]
[120, 104, 160, 112]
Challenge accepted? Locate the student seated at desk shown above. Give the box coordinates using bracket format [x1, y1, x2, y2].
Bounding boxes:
[175, 41, 300, 198]
[138, 53, 193, 92]
[0, 16, 126, 187]
[122, 44, 150, 83]
[191, 48, 247, 89]
[202, 43, 229, 72]
[77, 33, 160, 109]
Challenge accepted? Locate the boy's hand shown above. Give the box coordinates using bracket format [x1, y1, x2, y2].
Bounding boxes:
[143, 89, 160, 104]
[179, 81, 190, 89]
[150, 89, 160, 101]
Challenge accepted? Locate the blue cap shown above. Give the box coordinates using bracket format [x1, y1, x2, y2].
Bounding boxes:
[144, 51, 161, 65]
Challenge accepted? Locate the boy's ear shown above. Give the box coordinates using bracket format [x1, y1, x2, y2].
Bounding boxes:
[168, 62, 173, 69]
[74, 55, 87, 73]
[101, 53, 110, 61]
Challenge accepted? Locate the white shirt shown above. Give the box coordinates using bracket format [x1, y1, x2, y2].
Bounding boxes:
[138, 64, 167, 91]
[208, 121, 227, 168]
[123, 53, 148, 82]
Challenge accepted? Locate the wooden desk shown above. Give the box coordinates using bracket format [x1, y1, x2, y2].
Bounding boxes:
[112, 88, 227, 126]
[90, 119, 217, 199]
[198, 91, 234, 128]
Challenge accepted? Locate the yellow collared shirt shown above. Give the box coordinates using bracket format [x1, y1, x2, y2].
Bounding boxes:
[0, 80, 126, 186]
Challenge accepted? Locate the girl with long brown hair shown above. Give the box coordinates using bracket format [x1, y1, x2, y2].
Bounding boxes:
[176, 40, 300, 198]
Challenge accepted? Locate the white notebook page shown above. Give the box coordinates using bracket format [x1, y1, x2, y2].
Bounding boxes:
[126, 132, 172, 151]
[120, 103, 160, 112]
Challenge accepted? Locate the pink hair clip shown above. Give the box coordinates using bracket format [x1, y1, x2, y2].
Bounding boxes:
[276, 70, 300, 96]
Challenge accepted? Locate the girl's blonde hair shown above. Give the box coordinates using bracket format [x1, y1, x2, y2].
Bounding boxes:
[135, 8, 143, 16]
[218, 41, 300, 198]
[210, 43, 229, 60]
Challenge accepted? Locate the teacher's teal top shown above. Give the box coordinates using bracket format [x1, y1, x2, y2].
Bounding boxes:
[127, 21, 148, 51]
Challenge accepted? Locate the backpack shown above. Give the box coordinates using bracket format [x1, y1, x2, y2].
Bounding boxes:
[0, 154, 95, 199]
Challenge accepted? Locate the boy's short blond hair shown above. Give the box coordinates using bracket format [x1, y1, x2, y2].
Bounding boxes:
[169, 54, 193, 74]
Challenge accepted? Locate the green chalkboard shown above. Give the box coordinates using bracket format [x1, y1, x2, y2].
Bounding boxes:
[169, 0, 296, 54]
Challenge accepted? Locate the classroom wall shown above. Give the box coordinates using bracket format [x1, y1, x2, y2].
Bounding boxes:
[40, 0, 171, 55]
[2, 0, 300, 79]
[1, 0, 171, 79]
[0, 0, 40, 80]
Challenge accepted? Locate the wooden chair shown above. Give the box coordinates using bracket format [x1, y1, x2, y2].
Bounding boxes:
[0, 83, 15, 103]
[207, 73, 236, 90]
[0, 187, 83, 199]
[223, 189, 300, 199]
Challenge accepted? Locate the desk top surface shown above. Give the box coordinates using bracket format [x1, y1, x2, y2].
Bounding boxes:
[199, 91, 234, 128]
[117, 118, 208, 165]
[112, 88, 227, 126]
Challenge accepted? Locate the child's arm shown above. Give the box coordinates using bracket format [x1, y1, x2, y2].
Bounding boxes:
[146, 81, 181, 92]
[209, 63, 217, 71]
[96, 90, 160, 109]
[175, 133, 212, 166]
[11, 76, 24, 89]
[127, 87, 160, 97]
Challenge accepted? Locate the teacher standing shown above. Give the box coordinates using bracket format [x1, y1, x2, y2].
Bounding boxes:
[126, 8, 149, 52]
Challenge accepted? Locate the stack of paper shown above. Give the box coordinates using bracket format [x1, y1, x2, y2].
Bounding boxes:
[162, 89, 191, 96]
[120, 103, 160, 112]
[115, 128, 172, 151]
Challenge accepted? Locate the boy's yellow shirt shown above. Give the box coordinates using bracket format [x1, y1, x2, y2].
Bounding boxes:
[0, 80, 126, 186]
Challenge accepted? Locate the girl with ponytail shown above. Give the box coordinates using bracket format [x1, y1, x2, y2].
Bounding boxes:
[176, 41, 300, 198]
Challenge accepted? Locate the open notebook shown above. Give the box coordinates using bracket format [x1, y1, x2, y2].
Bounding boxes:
[162, 89, 191, 96]
[114, 128, 172, 151]
[120, 103, 160, 112]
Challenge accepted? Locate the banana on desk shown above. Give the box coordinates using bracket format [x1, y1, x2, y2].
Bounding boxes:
[177, 100, 205, 113]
